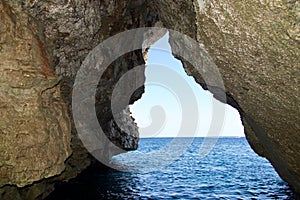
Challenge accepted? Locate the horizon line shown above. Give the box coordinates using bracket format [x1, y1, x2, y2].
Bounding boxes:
[139, 136, 246, 139]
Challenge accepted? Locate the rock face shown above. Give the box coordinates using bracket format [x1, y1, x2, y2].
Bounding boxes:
[192, 1, 300, 193]
[149, 0, 300, 193]
[0, 1, 71, 188]
[0, 0, 299, 198]
[1, 0, 153, 198]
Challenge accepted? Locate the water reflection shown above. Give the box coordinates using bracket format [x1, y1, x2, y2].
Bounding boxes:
[46, 163, 139, 200]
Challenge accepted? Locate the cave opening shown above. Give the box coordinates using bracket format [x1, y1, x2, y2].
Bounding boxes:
[45, 31, 295, 199]
[107, 32, 294, 198]
[130, 32, 245, 139]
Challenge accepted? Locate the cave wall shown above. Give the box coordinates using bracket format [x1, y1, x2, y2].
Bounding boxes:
[0, 1, 71, 188]
[194, 1, 299, 193]
[0, 0, 299, 198]
[0, 0, 157, 199]
[148, 0, 300, 193]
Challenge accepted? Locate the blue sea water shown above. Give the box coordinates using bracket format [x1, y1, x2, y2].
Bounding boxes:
[47, 138, 296, 199]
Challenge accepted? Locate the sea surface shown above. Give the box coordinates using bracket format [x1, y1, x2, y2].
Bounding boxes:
[47, 138, 296, 199]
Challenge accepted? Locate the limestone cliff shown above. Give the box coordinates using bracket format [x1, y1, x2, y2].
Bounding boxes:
[0, 0, 299, 198]
[1, 0, 153, 199]
[0, 1, 71, 188]
[194, 1, 300, 193]
[149, 0, 299, 193]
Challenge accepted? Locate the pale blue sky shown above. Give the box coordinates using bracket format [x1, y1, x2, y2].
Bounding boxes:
[130, 33, 245, 138]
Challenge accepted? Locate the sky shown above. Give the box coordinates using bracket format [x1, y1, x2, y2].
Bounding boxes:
[130, 33, 245, 138]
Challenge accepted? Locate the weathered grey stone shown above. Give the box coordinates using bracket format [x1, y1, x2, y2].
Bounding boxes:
[110, 107, 139, 150]
[195, 0, 300, 194]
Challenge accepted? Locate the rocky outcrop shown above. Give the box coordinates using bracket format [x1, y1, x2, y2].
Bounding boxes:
[0, 1, 71, 188]
[149, 0, 300, 194]
[0, 0, 153, 198]
[194, 1, 299, 193]
[0, 0, 299, 198]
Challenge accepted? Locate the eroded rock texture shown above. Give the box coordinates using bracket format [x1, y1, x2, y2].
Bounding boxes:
[1, 0, 154, 199]
[149, 0, 300, 193]
[193, 1, 300, 193]
[22, 0, 153, 153]
[0, 1, 71, 188]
